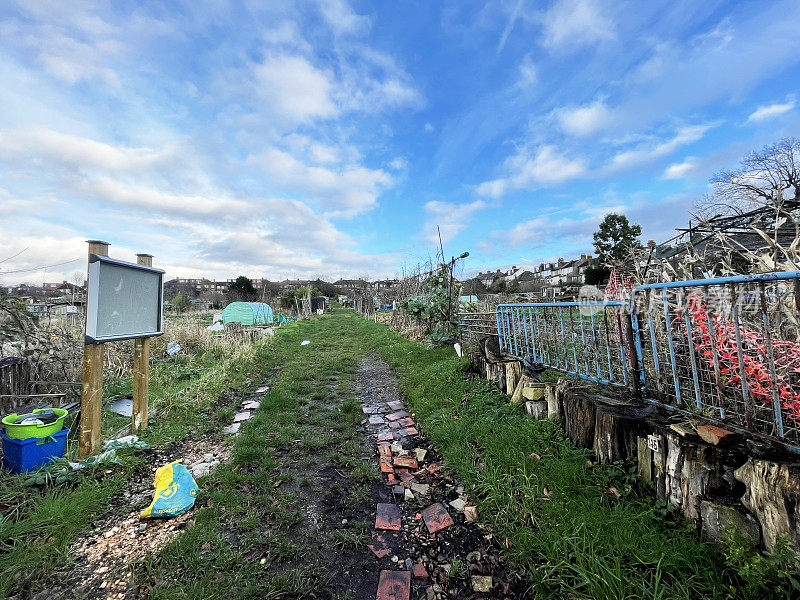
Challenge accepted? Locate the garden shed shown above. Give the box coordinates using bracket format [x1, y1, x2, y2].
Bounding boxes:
[222, 302, 273, 326]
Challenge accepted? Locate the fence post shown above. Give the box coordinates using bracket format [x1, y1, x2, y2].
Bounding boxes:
[79, 240, 109, 457]
[132, 253, 153, 434]
[624, 313, 642, 397]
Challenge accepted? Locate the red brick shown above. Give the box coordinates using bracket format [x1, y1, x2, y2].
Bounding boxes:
[380, 457, 394, 473]
[376, 503, 402, 531]
[378, 444, 392, 457]
[386, 411, 409, 421]
[367, 532, 397, 558]
[412, 562, 428, 579]
[398, 417, 415, 427]
[421, 503, 453, 534]
[697, 424, 736, 446]
[370, 415, 386, 425]
[377, 431, 394, 442]
[393, 456, 418, 469]
[377, 570, 411, 600]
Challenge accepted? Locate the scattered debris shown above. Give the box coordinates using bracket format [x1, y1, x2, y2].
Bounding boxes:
[301, 340, 311, 346]
[109, 397, 133, 416]
[140, 461, 198, 519]
[166, 341, 182, 356]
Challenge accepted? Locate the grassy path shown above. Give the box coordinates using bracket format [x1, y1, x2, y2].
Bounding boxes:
[134, 309, 752, 600]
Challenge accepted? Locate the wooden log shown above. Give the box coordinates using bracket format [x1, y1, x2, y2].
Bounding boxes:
[593, 408, 641, 463]
[562, 393, 596, 449]
[637, 437, 652, 483]
[735, 458, 800, 553]
[505, 361, 521, 395]
[545, 380, 564, 419]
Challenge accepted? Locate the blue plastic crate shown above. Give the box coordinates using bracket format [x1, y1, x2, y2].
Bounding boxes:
[1, 427, 69, 474]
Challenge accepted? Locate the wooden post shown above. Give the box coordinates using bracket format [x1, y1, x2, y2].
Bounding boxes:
[131, 254, 153, 433]
[132, 254, 153, 434]
[79, 240, 109, 457]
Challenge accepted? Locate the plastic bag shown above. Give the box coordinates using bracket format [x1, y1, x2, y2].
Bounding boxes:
[140, 461, 199, 519]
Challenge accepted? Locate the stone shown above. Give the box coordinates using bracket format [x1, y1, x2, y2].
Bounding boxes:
[192, 463, 215, 478]
[525, 400, 547, 419]
[697, 424, 736, 446]
[449, 498, 466, 512]
[391, 441, 404, 455]
[701, 500, 760, 544]
[370, 415, 386, 425]
[242, 400, 260, 410]
[233, 412, 252, 423]
[387, 401, 403, 411]
[464, 505, 478, 522]
[223, 423, 240, 435]
[377, 570, 410, 600]
[522, 382, 547, 401]
[255, 385, 269, 393]
[472, 575, 492, 593]
[414, 448, 427, 462]
[404, 489, 414, 501]
[411, 483, 430, 495]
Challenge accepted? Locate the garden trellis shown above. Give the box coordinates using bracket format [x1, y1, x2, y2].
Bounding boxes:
[486, 270, 800, 453]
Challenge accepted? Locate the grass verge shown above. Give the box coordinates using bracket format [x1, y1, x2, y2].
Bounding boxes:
[0, 337, 272, 598]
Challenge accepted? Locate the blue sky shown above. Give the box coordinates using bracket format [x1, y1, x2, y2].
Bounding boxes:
[1, 0, 799, 285]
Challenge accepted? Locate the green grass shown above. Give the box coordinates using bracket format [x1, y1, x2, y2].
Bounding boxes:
[137, 308, 762, 600]
[4, 309, 789, 599]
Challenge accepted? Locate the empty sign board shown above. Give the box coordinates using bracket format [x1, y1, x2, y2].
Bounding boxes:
[85, 255, 164, 344]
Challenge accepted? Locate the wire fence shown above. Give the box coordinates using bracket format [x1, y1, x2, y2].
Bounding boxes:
[480, 271, 800, 452]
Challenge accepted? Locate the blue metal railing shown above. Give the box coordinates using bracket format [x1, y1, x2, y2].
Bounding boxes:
[493, 271, 800, 451]
[496, 301, 629, 387]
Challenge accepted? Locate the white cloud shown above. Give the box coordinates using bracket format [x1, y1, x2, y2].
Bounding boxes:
[252, 147, 392, 218]
[747, 99, 795, 122]
[477, 145, 586, 198]
[0, 128, 173, 171]
[662, 158, 695, 179]
[556, 100, 614, 136]
[424, 122, 435, 132]
[252, 54, 337, 124]
[541, 0, 615, 49]
[423, 200, 487, 245]
[388, 157, 407, 170]
[516, 54, 537, 88]
[609, 124, 713, 170]
[317, 0, 370, 36]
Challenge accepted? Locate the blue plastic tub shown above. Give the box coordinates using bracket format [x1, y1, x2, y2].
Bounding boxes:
[1, 427, 69, 474]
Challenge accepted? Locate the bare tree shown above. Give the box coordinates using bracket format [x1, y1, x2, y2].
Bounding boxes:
[704, 137, 800, 216]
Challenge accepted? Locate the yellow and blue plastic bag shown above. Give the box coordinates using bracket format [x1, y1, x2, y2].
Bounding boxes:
[140, 461, 199, 519]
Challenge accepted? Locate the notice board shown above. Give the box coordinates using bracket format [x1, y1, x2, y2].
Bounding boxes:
[85, 255, 164, 344]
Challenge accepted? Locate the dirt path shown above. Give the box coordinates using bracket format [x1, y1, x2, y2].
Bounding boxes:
[356, 354, 520, 600]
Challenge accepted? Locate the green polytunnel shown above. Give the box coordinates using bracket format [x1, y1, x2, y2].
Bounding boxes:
[222, 302, 274, 325]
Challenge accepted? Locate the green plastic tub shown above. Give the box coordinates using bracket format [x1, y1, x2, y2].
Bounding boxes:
[1, 408, 68, 440]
